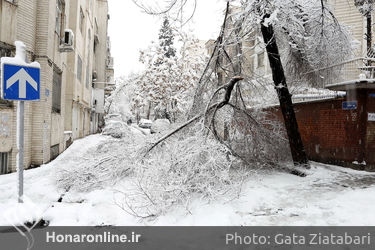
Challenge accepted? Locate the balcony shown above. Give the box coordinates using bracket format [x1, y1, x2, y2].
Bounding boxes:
[106, 57, 114, 70]
[303, 57, 375, 90]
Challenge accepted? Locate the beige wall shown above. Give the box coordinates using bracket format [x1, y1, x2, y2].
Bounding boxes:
[65, 0, 96, 139]
[329, 0, 367, 56]
[0, 1, 17, 45]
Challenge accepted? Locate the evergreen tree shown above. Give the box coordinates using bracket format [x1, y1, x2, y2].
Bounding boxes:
[158, 17, 176, 59]
[133, 32, 206, 122]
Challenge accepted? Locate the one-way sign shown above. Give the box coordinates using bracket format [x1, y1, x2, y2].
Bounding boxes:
[1, 41, 41, 204]
[1, 63, 40, 101]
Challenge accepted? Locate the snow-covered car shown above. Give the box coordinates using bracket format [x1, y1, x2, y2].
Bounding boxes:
[138, 119, 152, 129]
[151, 119, 170, 134]
[105, 113, 122, 122]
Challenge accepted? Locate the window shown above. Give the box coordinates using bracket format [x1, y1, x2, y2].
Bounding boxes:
[257, 52, 265, 68]
[0, 153, 9, 175]
[248, 57, 254, 72]
[5, 0, 16, 4]
[56, 0, 65, 39]
[52, 68, 62, 113]
[86, 64, 90, 88]
[77, 55, 82, 82]
[89, 0, 93, 12]
[94, 20, 99, 53]
[246, 32, 255, 48]
[79, 8, 85, 34]
[86, 29, 91, 88]
[0, 46, 13, 106]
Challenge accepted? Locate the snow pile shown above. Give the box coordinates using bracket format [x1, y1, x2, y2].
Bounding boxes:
[150, 119, 171, 133]
[57, 120, 250, 218]
[57, 126, 145, 192]
[102, 120, 145, 139]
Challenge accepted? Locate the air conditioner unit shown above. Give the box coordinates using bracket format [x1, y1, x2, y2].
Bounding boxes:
[59, 29, 74, 52]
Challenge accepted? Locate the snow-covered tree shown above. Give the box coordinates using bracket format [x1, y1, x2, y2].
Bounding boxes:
[132, 0, 354, 169]
[354, 0, 374, 16]
[105, 74, 138, 121]
[158, 17, 176, 59]
[132, 31, 206, 122]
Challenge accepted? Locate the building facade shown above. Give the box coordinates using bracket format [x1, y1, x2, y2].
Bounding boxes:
[0, 0, 113, 174]
[329, 0, 371, 57]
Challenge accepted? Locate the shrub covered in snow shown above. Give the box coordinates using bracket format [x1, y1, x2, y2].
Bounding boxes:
[150, 119, 171, 134]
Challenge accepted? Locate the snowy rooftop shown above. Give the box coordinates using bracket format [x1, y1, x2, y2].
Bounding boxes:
[326, 79, 375, 91]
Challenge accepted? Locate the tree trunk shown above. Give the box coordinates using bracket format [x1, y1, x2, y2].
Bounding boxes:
[260, 17, 309, 167]
[146, 101, 151, 120]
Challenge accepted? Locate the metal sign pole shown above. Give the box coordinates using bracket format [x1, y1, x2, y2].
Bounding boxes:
[1, 41, 40, 204]
[17, 45, 27, 204]
[17, 100, 24, 203]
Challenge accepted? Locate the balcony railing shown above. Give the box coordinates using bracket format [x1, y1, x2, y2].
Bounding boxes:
[303, 57, 375, 88]
[106, 57, 114, 70]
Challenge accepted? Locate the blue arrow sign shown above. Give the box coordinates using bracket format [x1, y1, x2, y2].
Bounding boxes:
[1, 63, 40, 101]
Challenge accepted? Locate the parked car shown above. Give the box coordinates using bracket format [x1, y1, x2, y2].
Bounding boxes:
[138, 119, 152, 129]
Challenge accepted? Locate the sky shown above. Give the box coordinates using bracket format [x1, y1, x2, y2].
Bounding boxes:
[108, 0, 224, 77]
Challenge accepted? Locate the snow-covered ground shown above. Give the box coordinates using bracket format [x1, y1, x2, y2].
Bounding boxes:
[1, 134, 375, 226]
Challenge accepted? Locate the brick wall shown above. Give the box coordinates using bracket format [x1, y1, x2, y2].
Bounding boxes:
[264, 89, 375, 171]
[366, 90, 375, 165]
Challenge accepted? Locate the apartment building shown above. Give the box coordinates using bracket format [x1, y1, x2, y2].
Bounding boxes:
[328, 0, 372, 56]
[205, 6, 272, 87]
[104, 36, 114, 98]
[64, 0, 110, 139]
[0, 0, 112, 174]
